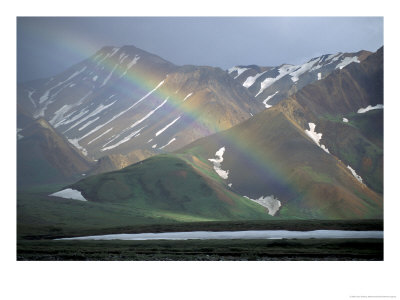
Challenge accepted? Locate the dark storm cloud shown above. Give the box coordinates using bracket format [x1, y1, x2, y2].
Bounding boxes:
[17, 17, 383, 82]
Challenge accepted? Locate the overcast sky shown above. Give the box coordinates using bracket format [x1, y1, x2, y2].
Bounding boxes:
[17, 17, 383, 82]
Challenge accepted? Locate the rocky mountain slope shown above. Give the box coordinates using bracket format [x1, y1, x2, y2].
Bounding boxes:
[17, 45, 263, 172]
[56, 48, 383, 220]
[228, 50, 371, 108]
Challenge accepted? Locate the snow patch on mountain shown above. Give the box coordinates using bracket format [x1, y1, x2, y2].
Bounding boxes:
[28, 90, 37, 108]
[64, 101, 116, 133]
[129, 97, 168, 130]
[152, 144, 157, 149]
[305, 123, 330, 154]
[121, 55, 140, 77]
[101, 64, 118, 87]
[228, 67, 249, 79]
[109, 47, 120, 57]
[86, 80, 165, 142]
[327, 53, 342, 62]
[208, 147, 229, 179]
[335, 56, 360, 70]
[290, 57, 320, 82]
[357, 104, 383, 114]
[101, 126, 145, 151]
[243, 71, 267, 88]
[155, 116, 181, 137]
[318, 72, 322, 80]
[39, 66, 87, 104]
[79, 117, 100, 131]
[50, 188, 87, 201]
[244, 195, 281, 216]
[343, 118, 349, 123]
[183, 93, 193, 102]
[92, 75, 98, 82]
[256, 65, 296, 97]
[68, 138, 88, 156]
[347, 165, 364, 184]
[17, 128, 24, 140]
[263, 91, 279, 108]
[88, 127, 113, 145]
[159, 137, 176, 150]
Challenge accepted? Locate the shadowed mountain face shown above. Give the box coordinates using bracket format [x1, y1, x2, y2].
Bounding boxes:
[63, 47, 383, 220]
[17, 45, 263, 173]
[17, 117, 93, 187]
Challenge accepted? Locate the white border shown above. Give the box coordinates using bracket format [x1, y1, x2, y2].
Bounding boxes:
[3, 1, 399, 300]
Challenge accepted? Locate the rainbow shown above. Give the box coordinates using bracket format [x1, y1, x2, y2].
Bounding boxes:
[76, 46, 297, 199]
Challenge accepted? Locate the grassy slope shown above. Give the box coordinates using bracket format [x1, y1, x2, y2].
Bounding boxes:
[179, 108, 382, 219]
[72, 154, 273, 221]
[318, 110, 383, 194]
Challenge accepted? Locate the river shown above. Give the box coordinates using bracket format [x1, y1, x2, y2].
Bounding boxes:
[58, 230, 383, 241]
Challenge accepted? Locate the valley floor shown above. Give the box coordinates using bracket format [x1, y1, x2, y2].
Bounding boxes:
[17, 184, 384, 261]
[17, 238, 383, 261]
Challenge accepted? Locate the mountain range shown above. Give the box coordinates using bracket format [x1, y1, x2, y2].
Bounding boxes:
[17, 45, 383, 220]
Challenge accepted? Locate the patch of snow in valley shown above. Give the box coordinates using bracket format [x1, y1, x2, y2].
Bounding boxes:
[50, 188, 87, 201]
[155, 116, 181, 137]
[208, 147, 229, 179]
[343, 118, 349, 123]
[183, 93, 193, 102]
[357, 104, 383, 114]
[335, 56, 360, 70]
[305, 123, 330, 154]
[159, 138, 177, 150]
[244, 195, 281, 216]
[263, 91, 279, 108]
[347, 165, 364, 184]
[242, 71, 267, 88]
